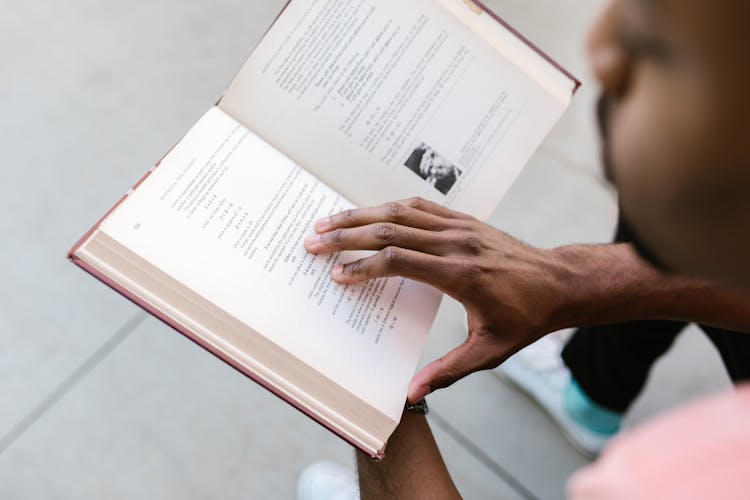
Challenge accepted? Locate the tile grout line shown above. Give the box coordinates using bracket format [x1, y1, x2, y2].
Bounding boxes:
[0, 311, 148, 455]
[489, 370, 594, 463]
[428, 410, 539, 500]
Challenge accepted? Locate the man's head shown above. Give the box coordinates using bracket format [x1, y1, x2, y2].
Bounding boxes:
[419, 147, 455, 180]
[590, 0, 750, 290]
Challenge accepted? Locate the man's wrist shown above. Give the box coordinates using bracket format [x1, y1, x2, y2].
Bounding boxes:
[543, 242, 741, 330]
[528, 245, 589, 333]
[545, 244, 622, 330]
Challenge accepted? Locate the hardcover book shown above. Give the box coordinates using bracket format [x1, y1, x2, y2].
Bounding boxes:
[69, 0, 578, 458]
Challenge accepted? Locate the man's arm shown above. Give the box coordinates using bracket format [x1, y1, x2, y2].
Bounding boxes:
[357, 411, 460, 500]
[305, 197, 750, 402]
[551, 242, 750, 332]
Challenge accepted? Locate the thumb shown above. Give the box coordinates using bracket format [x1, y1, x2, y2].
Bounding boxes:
[407, 339, 494, 404]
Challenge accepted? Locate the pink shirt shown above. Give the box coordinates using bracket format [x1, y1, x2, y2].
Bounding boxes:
[569, 385, 750, 500]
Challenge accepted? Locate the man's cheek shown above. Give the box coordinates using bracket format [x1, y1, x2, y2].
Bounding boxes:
[609, 101, 682, 256]
[610, 99, 713, 277]
[610, 103, 657, 202]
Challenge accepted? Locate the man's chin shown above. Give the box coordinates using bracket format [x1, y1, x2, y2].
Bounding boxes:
[619, 209, 674, 273]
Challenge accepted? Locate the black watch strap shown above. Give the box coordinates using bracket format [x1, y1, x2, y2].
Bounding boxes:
[405, 399, 429, 415]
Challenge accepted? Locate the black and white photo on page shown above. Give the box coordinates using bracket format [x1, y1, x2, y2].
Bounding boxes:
[404, 142, 463, 195]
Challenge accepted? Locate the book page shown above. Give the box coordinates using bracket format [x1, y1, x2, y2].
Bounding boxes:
[220, 0, 573, 220]
[99, 107, 442, 422]
[436, 0, 576, 105]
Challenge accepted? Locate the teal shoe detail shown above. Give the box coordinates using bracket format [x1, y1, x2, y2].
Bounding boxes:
[564, 379, 623, 435]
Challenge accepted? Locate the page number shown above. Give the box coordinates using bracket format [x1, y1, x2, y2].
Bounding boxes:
[133, 223, 142, 231]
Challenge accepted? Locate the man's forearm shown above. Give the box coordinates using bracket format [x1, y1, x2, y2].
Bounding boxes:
[550, 243, 750, 332]
[356, 412, 460, 500]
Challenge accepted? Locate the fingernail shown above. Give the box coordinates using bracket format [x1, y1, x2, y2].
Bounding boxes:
[304, 235, 322, 251]
[411, 385, 431, 403]
[315, 217, 331, 232]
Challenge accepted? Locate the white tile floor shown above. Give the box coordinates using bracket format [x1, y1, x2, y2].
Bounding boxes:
[1, 1, 733, 499]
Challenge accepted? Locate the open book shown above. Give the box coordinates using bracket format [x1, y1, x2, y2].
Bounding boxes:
[69, 0, 578, 458]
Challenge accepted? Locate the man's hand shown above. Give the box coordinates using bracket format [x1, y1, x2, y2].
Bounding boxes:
[304, 197, 570, 403]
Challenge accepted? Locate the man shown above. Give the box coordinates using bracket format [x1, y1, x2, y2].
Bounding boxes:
[404, 143, 462, 195]
[301, 0, 750, 497]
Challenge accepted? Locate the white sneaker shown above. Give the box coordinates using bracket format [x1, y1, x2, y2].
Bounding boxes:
[496, 333, 615, 458]
[297, 461, 359, 500]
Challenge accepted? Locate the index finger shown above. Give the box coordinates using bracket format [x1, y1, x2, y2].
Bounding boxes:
[316, 200, 449, 233]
